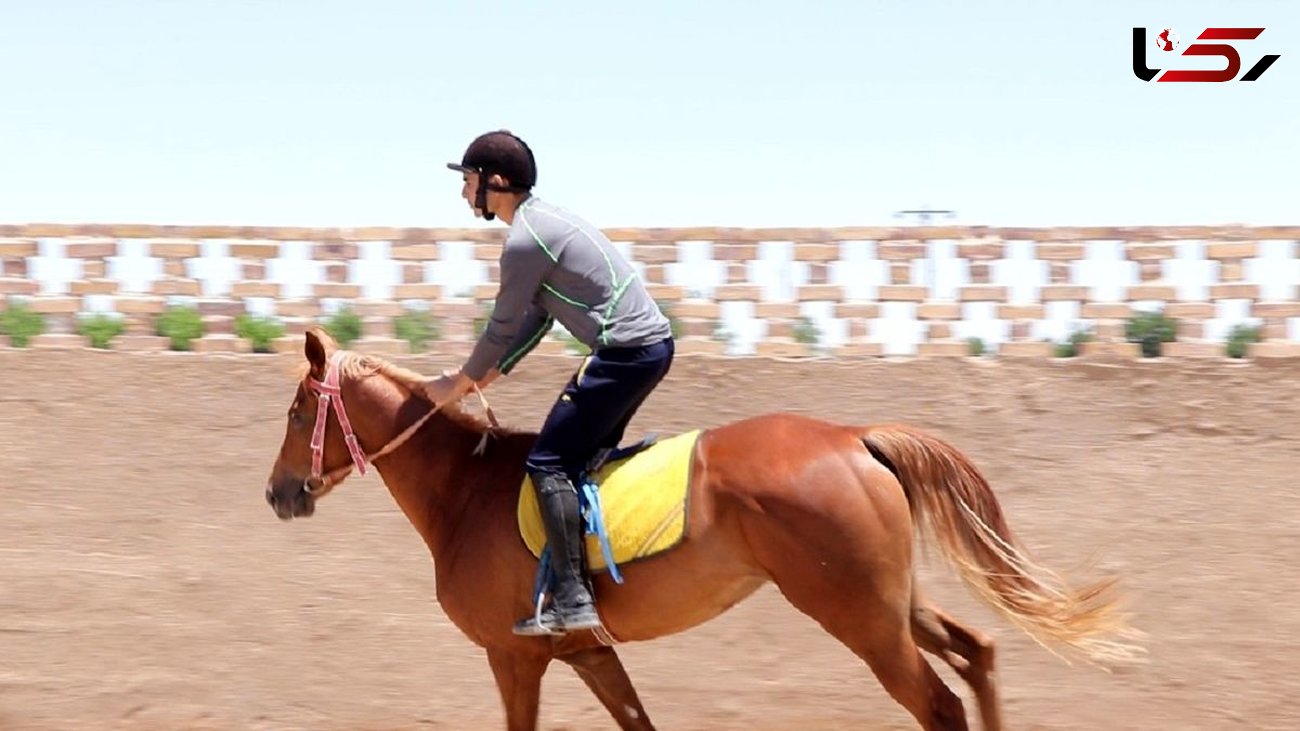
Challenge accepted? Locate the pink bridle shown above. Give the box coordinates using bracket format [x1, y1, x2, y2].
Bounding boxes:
[303, 350, 375, 495]
[301, 350, 497, 498]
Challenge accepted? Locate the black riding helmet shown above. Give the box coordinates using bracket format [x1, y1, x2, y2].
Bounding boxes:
[447, 130, 537, 221]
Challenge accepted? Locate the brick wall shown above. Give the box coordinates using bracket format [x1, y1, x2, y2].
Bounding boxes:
[2, 223, 1298, 358]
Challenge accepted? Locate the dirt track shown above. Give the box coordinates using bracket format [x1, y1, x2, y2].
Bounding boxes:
[2, 347, 1299, 730]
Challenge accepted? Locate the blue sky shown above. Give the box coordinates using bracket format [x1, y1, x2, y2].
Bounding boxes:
[2, 0, 1297, 229]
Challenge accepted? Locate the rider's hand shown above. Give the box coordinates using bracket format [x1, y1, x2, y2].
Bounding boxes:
[476, 368, 502, 390]
[423, 370, 473, 407]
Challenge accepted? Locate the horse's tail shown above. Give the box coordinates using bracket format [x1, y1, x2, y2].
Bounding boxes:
[862, 424, 1144, 668]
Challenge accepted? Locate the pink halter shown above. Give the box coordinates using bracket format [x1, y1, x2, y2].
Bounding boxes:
[305, 350, 371, 488]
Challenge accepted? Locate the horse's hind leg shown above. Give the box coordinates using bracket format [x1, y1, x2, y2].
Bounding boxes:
[558, 645, 656, 730]
[910, 590, 1003, 731]
[753, 536, 968, 728]
[864, 622, 969, 730]
[783, 585, 969, 730]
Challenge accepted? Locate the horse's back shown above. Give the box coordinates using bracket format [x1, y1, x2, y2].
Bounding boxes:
[696, 410, 874, 477]
[691, 409, 907, 532]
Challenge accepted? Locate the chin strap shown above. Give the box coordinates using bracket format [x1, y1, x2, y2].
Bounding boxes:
[475, 168, 531, 221]
[476, 175, 495, 221]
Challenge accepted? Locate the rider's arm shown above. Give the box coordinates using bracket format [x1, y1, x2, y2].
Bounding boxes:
[495, 306, 554, 377]
[461, 233, 556, 382]
[465, 308, 550, 391]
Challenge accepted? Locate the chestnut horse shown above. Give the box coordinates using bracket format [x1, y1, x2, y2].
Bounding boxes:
[263, 328, 1142, 731]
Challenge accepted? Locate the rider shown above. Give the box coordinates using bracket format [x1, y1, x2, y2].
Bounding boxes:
[422, 129, 676, 636]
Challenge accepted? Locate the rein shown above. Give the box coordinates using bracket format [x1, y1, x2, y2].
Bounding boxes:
[302, 350, 499, 498]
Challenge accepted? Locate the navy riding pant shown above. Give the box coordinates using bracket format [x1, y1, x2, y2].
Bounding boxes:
[525, 337, 675, 485]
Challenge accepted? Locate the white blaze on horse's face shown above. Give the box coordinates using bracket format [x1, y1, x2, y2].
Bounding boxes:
[264, 382, 321, 521]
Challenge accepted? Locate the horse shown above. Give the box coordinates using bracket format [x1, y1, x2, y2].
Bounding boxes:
[262, 327, 1143, 731]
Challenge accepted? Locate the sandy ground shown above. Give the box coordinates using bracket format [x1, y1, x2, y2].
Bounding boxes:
[2, 347, 1299, 730]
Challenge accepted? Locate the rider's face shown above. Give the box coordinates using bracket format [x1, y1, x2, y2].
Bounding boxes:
[461, 172, 484, 218]
[461, 172, 513, 219]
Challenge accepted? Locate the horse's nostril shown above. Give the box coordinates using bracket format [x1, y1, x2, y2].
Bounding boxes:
[265, 487, 275, 505]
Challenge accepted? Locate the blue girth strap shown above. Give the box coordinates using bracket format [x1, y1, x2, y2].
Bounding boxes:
[529, 475, 624, 613]
[581, 478, 623, 585]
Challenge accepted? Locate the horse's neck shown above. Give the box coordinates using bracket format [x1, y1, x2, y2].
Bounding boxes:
[368, 414, 521, 559]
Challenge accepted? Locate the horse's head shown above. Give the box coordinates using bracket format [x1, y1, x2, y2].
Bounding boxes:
[264, 327, 383, 521]
[265, 326, 494, 522]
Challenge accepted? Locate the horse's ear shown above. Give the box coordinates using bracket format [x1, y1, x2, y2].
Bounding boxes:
[304, 327, 332, 378]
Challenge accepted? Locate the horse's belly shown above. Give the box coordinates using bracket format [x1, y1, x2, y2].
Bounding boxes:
[591, 530, 768, 642]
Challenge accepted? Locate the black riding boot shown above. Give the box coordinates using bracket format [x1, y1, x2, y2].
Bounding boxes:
[514, 472, 601, 636]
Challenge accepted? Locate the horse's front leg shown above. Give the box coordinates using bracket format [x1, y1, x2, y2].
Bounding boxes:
[559, 645, 656, 730]
[485, 647, 551, 731]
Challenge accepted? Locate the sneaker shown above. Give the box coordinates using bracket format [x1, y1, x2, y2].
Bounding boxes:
[512, 601, 602, 636]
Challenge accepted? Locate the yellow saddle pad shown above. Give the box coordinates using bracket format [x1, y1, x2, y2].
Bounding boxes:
[517, 429, 702, 572]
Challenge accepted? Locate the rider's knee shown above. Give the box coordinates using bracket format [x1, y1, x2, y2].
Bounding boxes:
[527, 465, 578, 495]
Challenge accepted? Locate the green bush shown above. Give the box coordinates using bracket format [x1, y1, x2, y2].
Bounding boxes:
[792, 316, 821, 345]
[1125, 310, 1178, 358]
[77, 313, 126, 349]
[393, 309, 439, 351]
[966, 336, 986, 357]
[155, 304, 205, 351]
[712, 321, 735, 348]
[321, 306, 363, 347]
[560, 330, 591, 356]
[0, 299, 46, 347]
[655, 299, 683, 339]
[1053, 327, 1094, 358]
[235, 314, 286, 353]
[1225, 323, 1262, 359]
[791, 315, 824, 355]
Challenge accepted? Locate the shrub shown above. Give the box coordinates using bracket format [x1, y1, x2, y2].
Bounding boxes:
[77, 313, 126, 349]
[712, 321, 735, 348]
[393, 309, 439, 351]
[321, 306, 363, 347]
[1053, 327, 1094, 358]
[235, 314, 286, 353]
[1225, 323, 1262, 359]
[561, 331, 591, 356]
[789, 315, 824, 355]
[156, 304, 205, 351]
[1125, 310, 1177, 358]
[966, 336, 986, 357]
[792, 316, 820, 344]
[655, 299, 683, 339]
[0, 299, 46, 347]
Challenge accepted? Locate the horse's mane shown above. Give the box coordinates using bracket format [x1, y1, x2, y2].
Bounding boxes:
[296, 349, 515, 437]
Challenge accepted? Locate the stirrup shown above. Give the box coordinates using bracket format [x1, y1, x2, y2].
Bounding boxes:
[513, 599, 602, 636]
[513, 611, 563, 636]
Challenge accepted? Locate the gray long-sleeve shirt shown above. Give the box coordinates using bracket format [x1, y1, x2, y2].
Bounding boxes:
[462, 195, 673, 380]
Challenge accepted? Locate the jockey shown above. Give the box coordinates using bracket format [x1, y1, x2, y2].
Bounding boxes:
[422, 129, 676, 636]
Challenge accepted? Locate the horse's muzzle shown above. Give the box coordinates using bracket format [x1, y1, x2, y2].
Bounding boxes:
[265, 482, 316, 521]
